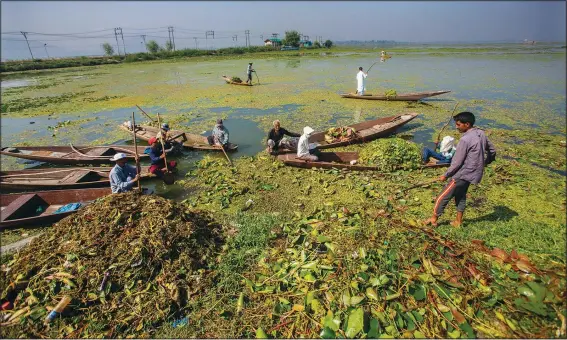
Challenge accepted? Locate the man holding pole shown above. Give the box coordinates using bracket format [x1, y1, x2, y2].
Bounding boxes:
[246, 62, 255, 85]
[356, 67, 368, 95]
[148, 137, 177, 178]
[109, 153, 140, 193]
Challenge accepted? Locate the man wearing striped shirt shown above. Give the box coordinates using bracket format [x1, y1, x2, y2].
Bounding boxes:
[424, 112, 496, 227]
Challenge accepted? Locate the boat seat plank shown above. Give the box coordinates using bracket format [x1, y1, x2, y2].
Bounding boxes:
[59, 170, 94, 184]
[85, 148, 115, 156]
[40, 204, 64, 216]
[1, 194, 46, 222]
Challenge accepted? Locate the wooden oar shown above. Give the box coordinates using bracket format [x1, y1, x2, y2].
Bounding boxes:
[402, 178, 442, 193]
[157, 113, 175, 185]
[136, 105, 157, 123]
[131, 112, 142, 192]
[435, 102, 459, 146]
[218, 144, 232, 166]
[254, 71, 260, 84]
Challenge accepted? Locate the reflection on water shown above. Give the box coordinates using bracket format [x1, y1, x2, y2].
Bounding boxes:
[0, 78, 37, 88]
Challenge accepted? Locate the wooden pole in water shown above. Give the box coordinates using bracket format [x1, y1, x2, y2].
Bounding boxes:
[136, 105, 157, 123]
[435, 102, 459, 146]
[131, 112, 142, 192]
[156, 113, 175, 185]
[218, 145, 232, 166]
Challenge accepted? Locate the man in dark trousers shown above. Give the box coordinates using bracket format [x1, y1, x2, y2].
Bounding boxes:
[246, 62, 255, 84]
[424, 111, 496, 227]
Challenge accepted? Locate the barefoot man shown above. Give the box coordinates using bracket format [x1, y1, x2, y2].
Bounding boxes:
[424, 111, 496, 227]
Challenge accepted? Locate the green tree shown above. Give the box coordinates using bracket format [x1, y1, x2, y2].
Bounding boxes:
[102, 42, 114, 56]
[146, 40, 160, 54]
[314, 41, 322, 48]
[283, 30, 301, 47]
[165, 40, 174, 52]
[324, 40, 333, 48]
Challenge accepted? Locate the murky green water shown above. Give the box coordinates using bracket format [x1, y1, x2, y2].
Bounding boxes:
[1, 46, 565, 199]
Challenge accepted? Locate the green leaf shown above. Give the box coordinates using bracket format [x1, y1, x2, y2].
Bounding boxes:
[346, 307, 364, 338]
[525, 281, 546, 303]
[368, 318, 381, 338]
[458, 321, 475, 338]
[366, 287, 379, 300]
[256, 327, 268, 339]
[350, 295, 365, 306]
[320, 327, 336, 339]
[414, 330, 426, 338]
[409, 284, 427, 301]
[514, 298, 548, 316]
[447, 329, 461, 338]
[323, 310, 341, 331]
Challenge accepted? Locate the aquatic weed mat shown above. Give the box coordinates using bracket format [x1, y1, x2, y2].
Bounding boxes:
[0, 192, 225, 338]
[163, 205, 566, 338]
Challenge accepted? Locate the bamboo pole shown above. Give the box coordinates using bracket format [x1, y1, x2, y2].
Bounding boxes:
[131, 112, 142, 192]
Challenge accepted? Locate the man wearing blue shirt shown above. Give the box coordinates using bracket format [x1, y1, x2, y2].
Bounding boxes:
[109, 153, 139, 193]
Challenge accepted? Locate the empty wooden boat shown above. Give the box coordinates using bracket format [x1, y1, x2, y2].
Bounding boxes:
[310, 113, 419, 149]
[0, 187, 111, 229]
[340, 90, 451, 101]
[277, 152, 450, 170]
[1, 167, 154, 191]
[222, 75, 253, 86]
[119, 122, 239, 152]
[0, 145, 173, 165]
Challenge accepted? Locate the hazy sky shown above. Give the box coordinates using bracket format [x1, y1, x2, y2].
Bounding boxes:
[1, 1, 565, 60]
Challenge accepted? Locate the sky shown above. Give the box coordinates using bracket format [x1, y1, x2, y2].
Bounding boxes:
[1, 1, 566, 60]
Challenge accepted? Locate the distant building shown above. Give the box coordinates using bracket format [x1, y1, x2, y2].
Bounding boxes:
[264, 38, 282, 47]
[299, 40, 312, 47]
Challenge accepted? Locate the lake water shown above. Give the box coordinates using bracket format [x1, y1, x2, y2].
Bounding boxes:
[1, 45, 565, 197]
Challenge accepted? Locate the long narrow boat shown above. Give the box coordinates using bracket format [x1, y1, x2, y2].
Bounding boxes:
[310, 113, 419, 150]
[222, 75, 253, 86]
[1, 167, 154, 191]
[0, 187, 111, 229]
[0, 145, 171, 165]
[119, 122, 238, 152]
[340, 90, 451, 101]
[277, 152, 449, 171]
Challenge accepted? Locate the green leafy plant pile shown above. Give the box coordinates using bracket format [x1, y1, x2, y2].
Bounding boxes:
[325, 127, 357, 143]
[385, 89, 397, 98]
[0, 192, 225, 338]
[231, 76, 243, 83]
[359, 138, 422, 172]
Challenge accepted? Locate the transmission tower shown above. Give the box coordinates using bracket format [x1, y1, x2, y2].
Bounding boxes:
[141, 35, 148, 52]
[119, 27, 126, 54]
[205, 30, 214, 50]
[20, 32, 34, 59]
[245, 30, 250, 47]
[114, 28, 121, 56]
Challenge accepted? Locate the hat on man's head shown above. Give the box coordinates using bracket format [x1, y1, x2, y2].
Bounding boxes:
[110, 153, 128, 162]
[217, 118, 223, 125]
[161, 123, 170, 131]
[303, 126, 315, 135]
[249, 62, 253, 65]
[148, 137, 158, 145]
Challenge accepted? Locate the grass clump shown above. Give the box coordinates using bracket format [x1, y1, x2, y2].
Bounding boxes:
[359, 137, 422, 171]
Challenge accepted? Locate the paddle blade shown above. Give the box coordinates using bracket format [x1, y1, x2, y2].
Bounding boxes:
[163, 172, 175, 185]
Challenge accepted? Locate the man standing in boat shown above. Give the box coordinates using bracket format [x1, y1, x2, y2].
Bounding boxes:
[356, 67, 368, 95]
[109, 153, 140, 193]
[424, 112, 496, 228]
[246, 62, 255, 85]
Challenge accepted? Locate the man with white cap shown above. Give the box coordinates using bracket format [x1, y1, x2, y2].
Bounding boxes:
[109, 153, 139, 193]
[422, 136, 457, 164]
[297, 126, 320, 161]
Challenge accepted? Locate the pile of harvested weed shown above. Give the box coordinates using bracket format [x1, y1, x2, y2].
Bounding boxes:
[325, 127, 357, 143]
[359, 138, 422, 171]
[231, 76, 243, 83]
[0, 192, 224, 338]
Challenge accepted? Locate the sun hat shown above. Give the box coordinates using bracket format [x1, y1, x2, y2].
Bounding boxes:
[148, 137, 158, 145]
[303, 126, 315, 135]
[161, 123, 170, 131]
[110, 153, 128, 161]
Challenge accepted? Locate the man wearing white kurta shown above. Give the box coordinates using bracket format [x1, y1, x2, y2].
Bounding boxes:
[297, 126, 319, 161]
[356, 67, 368, 95]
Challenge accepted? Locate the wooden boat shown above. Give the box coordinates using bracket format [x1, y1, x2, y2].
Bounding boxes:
[310, 113, 419, 150]
[222, 75, 252, 86]
[0, 145, 172, 165]
[1, 167, 154, 191]
[340, 90, 451, 101]
[119, 122, 239, 152]
[0, 187, 111, 229]
[277, 152, 450, 171]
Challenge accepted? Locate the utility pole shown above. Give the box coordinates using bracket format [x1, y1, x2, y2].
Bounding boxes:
[141, 35, 147, 52]
[114, 28, 121, 56]
[205, 30, 214, 50]
[167, 26, 176, 50]
[245, 30, 250, 47]
[44, 43, 50, 59]
[170, 27, 176, 51]
[193, 37, 198, 49]
[20, 32, 34, 60]
[232, 35, 238, 47]
[119, 27, 126, 54]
